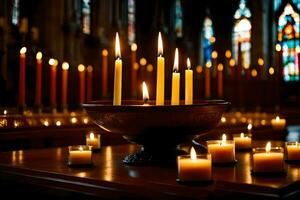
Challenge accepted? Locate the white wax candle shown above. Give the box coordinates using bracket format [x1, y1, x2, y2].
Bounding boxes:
[286, 142, 300, 160]
[207, 134, 235, 163]
[271, 116, 286, 130]
[86, 132, 101, 149]
[69, 147, 92, 165]
[233, 133, 252, 150]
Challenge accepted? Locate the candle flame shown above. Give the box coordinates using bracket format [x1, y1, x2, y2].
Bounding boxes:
[247, 123, 252, 131]
[102, 49, 108, 56]
[275, 44, 281, 52]
[90, 132, 95, 140]
[62, 62, 69, 70]
[173, 48, 179, 72]
[115, 32, 121, 59]
[87, 65, 93, 72]
[48, 58, 56, 66]
[190, 147, 197, 160]
[222, 134, 227, 144]
[225, 50, 231, 58]
[131, 43, 137, 52]
[229, 58, 235, 67]
[241, 132, 244, 138]
[79, 146, 83, 151]
[36, 51, 42, 60]
[187, 57, 191, 70]
[3, 110, 7, 115]
[266, 142, 271, 153]
[142, 81, 149, 103]
[275, 116, 280, 121]
[78, 64, 85, 72]
[158, 32, 163, 56]
[20, 47, 27, 54]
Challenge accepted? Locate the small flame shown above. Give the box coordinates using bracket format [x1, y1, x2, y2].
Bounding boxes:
[173, 48, 179, 72]
[142, 81, 149, 103]
[222, 134, 227, 144]
[71, 117, 77, 124]
[158, 32, 163, 56]
[221, 116, 226, 123]
[20, 47, 27, 54]
[241, 132, 244, 138]
[115, 32, 121, 59]
[90, 132, 95, 140]
[36, 52, 42, 60]
[275, 116, 280, 122]
[62, 62, 69, 70]
[49, 58, 56, 66]
[247, 123, 252, 131]
[78, 64, 85, 72]
[187, 57, 191, 70]
[131, 43, 137, 52]
[79, 146, 83, 151]
[190, 147, 197, 160]
[3, 110, 7, 115]
[266, 142, 271, 153]
[87, 65, 93, 73]
[102, 49, 108, 56]
[56, 121, 61, 126]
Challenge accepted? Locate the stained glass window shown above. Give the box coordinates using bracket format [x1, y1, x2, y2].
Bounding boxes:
[232, 0, 251, 69]
[82, 0, 91, 34]
[11, 0, 19, 25]
[277, 3, 300, 81]
[274, 0, 300, 11]
[128, 0, 136, 45]
[174, 0, 183, 38]
[200, 17, 215, 66]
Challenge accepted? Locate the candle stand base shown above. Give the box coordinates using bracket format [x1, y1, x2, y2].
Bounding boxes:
[251, 170, 286, 177]
[33, 105, 43, 114]
[176, 179, 213, 186]
[67, 163, 94, 168]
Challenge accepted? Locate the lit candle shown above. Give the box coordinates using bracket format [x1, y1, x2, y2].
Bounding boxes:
[35, 52, 42, 107]
[68, 145, 93, 166]
[49, 58, 58, 109]
[61, 62, 69, 108]
[252, 142, 284, 173]
[156, 32, 165, 105]
[86, 132, 101, 150]
[18, 47, 27, 107]
[185, 58, 193, 105]
[207, 134, 235, 164]
[271, 116, 286, 130]
[142, 81, 149, 105]
[286, 142, 300, 161]
[204, 61, 211, 98]
[247, 123, 252, 133]
[177, 147, 212, 182]
[101, 49, 108, 97]
[171, 48, 180, 105]
[86, 65, 93, 102]
[113, 32, 122, 105]
[229, 58, 235, 80]
[217, 63, 223, 98]
[131, 43, 138, 97]
[78, 64, 86, 104]
[233, 132, 252, 150]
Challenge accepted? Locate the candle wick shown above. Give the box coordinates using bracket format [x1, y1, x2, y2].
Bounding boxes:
[158, 53, 163, 57]
[173, 69, 178, 73]
[143, 98, 149, 105]
[116, 56, 121, 60]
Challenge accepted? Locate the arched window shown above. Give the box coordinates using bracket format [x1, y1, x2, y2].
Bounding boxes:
[174, 0, 183, 38]
[128, 0, 136, 45]
[82, 0, 91, 34]
[277, 3, 300, 81]
[232, 0, 251, 69]
[200, 17, 215, 66]
[11, 0, 20, 25]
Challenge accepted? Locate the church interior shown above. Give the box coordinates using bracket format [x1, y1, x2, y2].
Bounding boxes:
[0, 0, 300, 199]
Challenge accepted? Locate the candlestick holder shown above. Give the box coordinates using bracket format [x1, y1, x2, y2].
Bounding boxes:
[82, 100, 229, 166]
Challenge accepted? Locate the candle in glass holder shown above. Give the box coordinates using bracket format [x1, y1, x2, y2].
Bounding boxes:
[286, 142, 300, 161]
[86, 132, 101, 150]
[177, 147, 212, 182]
[233, 132, 252, 150]
[271, 116, 286, 130]
[207, 134, 235, 164]
[252, 142, 284, 173]
[68, 145, 93, 166]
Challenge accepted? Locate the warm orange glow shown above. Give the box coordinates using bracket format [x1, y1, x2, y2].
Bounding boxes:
[20, 47, 27, 54]
[206, 61, 212, 68]
[276, 116, 280, 122]
[139, 58, 147, 66]
[211, 51, 218, 59]
[269, 67, 275, 75]
[222, 134, 227, 144]
[102, 49, 108, 56]
[173, 48, 179, 72]
[62, 62, 69, 70]
[247, 123, 253, 131]
[71, 117, 77, 124]
[196, 65, 203, 73]
[296, 46, 300, 54]
[90, 132, 95, 140]
[258, 58, 264, 66]
[131, 43, 137, 52]
[229, 58, 235, 67]
[275, 44, 282, 52]
[146, 64, 153, 72]
[221, 116, 226, 123]
[225, 50, 231, 58]
[187, 58, 191, 70]
[190, 147, 197, 160]
[78, 64, 85, 72]
[36, 52, 42, 60]
[158, 32, 163, 56]
[3, 110, 7, 115]
[83, 118, 89, 124]
[251, 69, 258, 77]
[142, 81, 149, 103]
[217, 63, 224, 71]
[115, 32, 121, 58]
[209, 36, 216, 43]
[48, 58, 57, 66]
[87, 65, 93, 72]
[241, 132, 244, 138]
[266, 142, 271, 153]
[133, 63, 139, 70]
[56, 121, 62, 126]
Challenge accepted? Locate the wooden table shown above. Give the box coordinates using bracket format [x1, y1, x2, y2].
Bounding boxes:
[0, 142, 300, 200]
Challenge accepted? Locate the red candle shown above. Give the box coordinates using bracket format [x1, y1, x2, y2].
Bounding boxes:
[101, 49, 108, 97]
[78, 64, 86, 104]
[205, 62, 211, 98]
[86, 65, 93, 102]
[35, 52, 42, 106]
[61, 62, 69, 107]
[131, 43, 137, 97]
[18, 47, 27, 106]
[217, 63, 223, 98]
[49, 58, 58, 109]
[229, 58, 235, 80]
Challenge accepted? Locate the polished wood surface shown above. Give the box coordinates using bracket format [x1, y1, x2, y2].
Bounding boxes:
[0, 141, 300, 199]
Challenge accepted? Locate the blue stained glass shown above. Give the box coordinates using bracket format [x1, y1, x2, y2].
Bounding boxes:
[201, 17, 215, 66]
[11, 0, 19, 25]
[175, 0, 183, 38]
[82, 0, 91, 34]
